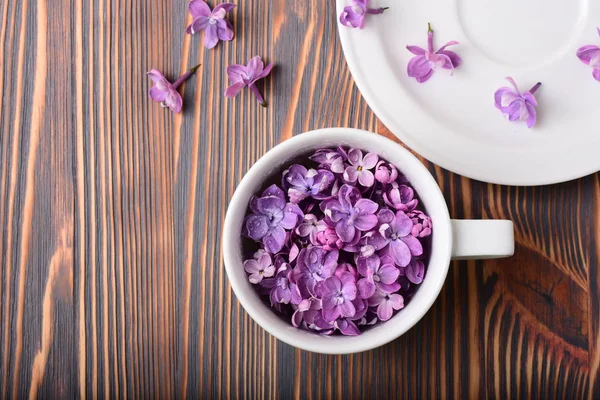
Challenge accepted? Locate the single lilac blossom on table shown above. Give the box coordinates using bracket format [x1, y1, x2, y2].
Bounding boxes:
[243, 253, 275, 284]
[576, 28, 600, 82]
[245, 184, 303, 253]
[368, 290, 404, 321]
[283, 164, 335, 203]
[147, 65, 200, 113]
[322, 184, 379, 243]
[317, 273, 358, 322]
[494, 77, 541, 129]
[225, 56, 274, 107]
[379, 210, 423, 267]
[186, 0, 235, 49]
[339, 0, 389, 29]
[406, 23, 461, 83]
[343, 149, 378, 187]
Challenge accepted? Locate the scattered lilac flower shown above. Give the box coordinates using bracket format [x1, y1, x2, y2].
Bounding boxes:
[147, 65, 200, 113]
[283, 165, 335, 203]
[406, 259, 425, 284]
[379, 210, 423, 266]
[406, 23, 461, 83]
[409, 210, 432, 238]
[494, 77, 541, 129]
[343, 149, 379, 187]
[576, 28, 600, 82]
[186, 1, 235, 49]
[245, 184, 303, 253]
[243, 253, 275, 284]
[295, 247, 339, 297]
[317, 273, 358, 321]
[383, 185, 418, 212]
[339, 0, 389, 29]
[225, 56, 274, 107]
[242, 146, 433, 335]
[322, 185, 379, 243]
[368, 290, 404, 321]
[374, 160, 398, 184]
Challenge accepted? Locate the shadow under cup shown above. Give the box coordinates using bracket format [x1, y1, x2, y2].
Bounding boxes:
[223, 128, 453, 354]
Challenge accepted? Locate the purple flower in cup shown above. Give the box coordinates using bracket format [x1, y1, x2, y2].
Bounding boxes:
[406, 259, 425, 284]
[406, 23, 461, 83]
[243, 253, 275, 284]
[245, 184, 303, 253]
[343, 149, 379, 187]
[379, 210, 423, 266]
[310, 147, 348, 174]
[296, 214, 326, 243]
[409, 210, 432, 238]
[317, 273, 358, 322]
[374, 160, 398, 184]
[147, 65, 200, 113]
[225, 56, 274, 107]
[269, 267, 302, 305]
[283, 165, 335, 203]
[334, 318, 361, 336]
[339, 0, 389, 29]
[295, 247, 339, 297]
[322, 184, 379, 243]
[291, 298, 322, 328]
[368, 290, 404, 321]
[576, 28, 600, 81]
[357, 254, 401, 297]
[186, 1, 235, 49]
[383, 185, 418, 212]
[494, 77, 541, 129]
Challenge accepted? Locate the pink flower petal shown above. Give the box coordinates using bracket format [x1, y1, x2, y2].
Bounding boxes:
[165, 89, 183, 113]
[204, 23, 219, 49]
[525, 102, 537, 128]
[186, 16, 209, 35]
[357, 170, 374, 187]
[388, 239, 411, 267]
[149, 86, 168, 102]
[377, 301, 393, 321]
[407, 55, 432, 78]
[362, 152, 379, 169]
[406, 45, 426, 56]
[594, 68, 600, 81]
[577, 45, 600, 64]
[188, 0, 211, 18]
[387, 294, 404, 310]
[213, 3, 236, 13]
[224, 82, 246, 98]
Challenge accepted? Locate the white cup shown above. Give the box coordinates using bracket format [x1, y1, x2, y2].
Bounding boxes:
[223, 128, 514, 354]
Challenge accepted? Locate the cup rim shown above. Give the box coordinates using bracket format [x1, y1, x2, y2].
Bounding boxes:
[223, 128, 452, 354]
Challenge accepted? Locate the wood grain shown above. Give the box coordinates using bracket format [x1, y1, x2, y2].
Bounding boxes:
[0, 0, 598, 398]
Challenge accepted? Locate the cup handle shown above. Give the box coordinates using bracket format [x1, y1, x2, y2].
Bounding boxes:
[451, 220, 514, 260]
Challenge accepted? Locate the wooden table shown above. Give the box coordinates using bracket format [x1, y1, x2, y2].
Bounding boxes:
[1, 0, 598, 398]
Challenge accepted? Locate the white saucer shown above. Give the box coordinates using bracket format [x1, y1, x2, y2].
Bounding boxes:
[337, 0, 600, 185]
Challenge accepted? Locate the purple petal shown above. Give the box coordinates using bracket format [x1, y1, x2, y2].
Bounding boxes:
[262, 184, 285, 199]
[280, 204, 302, 229]
[258, 254, 272, 269]
[340, 6, 366, 29]
[437, 40, 459, 53]
[213, 3, 236, 13]
[594, 68, 600, 81]
[248, 83, 266, 105]
[347, 148, 363, 165]
[256, 196, 285, 214]
[336, 219, 356, 243]
[357, 279, 376, 299]
[389, 239, 412, 267]
[416, 69, 434, 83]
[343, 166, 359, 183]
[387, 294, 404, 310]
[339, 300, 356, 318]
[377, 281, 401, 294]
[291, 310, 303, 327]
[377, 301, 393, 321]
[362, 153, 379, 169]
[400, 235, 423, 256]
[525, 102, 537, 128]
[438, 50, 461, 69]
[322, 307, 341, 323]
[577, 46, 600, 64]
[149, 86, 168, 102]
[246, 215, 269, 240]
[337, 319, 360, 336]
[188, 0, 211, 17]
[204, 24, 219, 49]
[147, 69, 167, 83]
[224, 82, 246, 98]
[227, 64, 247, 83]
[257, 63, 274, 80]
[378, 264, 400, 284]
[263, 226, 286, 253]
[246, 56, 264, 80]
[355, 199, 378, 215]
[505, 77, 521, 95]
[494, 88, 519, 110]
[243, 259, 260, 274]
[357, 170, 375, 187]
[186, 16, 209, 34]
[591, 51, 600, 69]
[353, 214, 378, 231]
[216, 18, 235, 41]
[406, 45, 426, 56]
[407, 55, 432, 78]
[406, 259, 425, 284]
[392, 211, 414, 237]
[164, 89, 183, 113]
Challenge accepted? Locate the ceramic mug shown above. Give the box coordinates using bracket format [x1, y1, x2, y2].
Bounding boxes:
[222, 128, 514, 354]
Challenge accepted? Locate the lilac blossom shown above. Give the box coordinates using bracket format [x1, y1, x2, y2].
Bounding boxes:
[147, 65, 200, 113]
[406, 23, 461, 83]
[225, 56, 274, 107]
[310, 147, 348, 174]
[243, 253, 275, 284]
[295, 247, 339, 297]
[291, 298, 322, 328]
[339, 0, 389, 29]
[374, 160, 398, 184]
[186, 1, 235, 49]
[379, 210, 423, 266]
[357, 254, 401, 296]
[269, 267, 302, 305]
[317, 273, 358, 321]
[409, 210, 432, 238]
[383, 185, 418, 212]
[343, 149, 379, 187]
[322, 184, 379, 243]
[576, 28, 600, 82]
[368, 290, 404, 321]
[245, 184, 303, 253]
[314, 226, 344, 250]
[283, 165, 335, 203]
[296, 214, 326, 243]
[494, 78, 541, 129]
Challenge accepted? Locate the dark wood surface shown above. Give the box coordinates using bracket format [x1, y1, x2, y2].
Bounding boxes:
[0, 0, 598, 398]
